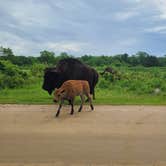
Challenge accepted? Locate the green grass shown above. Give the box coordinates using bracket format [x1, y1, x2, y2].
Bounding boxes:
[95, 89, 166, 105]
[0, 83, 51, 104]
[0, 82, 166, 105]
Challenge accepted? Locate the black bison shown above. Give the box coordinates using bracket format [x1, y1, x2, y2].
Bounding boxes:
[100, 67, 117, 75]
[42, 58, 99, 99]
[53, 80, 94, 117]
[100, 67, 121, 80]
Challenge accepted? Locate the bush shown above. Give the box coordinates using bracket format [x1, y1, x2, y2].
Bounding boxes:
[30, 63, 46, 77]
[100, 66, 166, 95]
[0, 60, 30, 89]
[0, 75, 25, 89]
[98, 78, 110, 89]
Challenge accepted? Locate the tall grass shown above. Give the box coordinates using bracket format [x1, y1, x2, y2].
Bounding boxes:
[0, 81, 166, 105]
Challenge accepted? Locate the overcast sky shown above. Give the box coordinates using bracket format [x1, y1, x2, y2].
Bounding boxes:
[0, 0, 166, 56]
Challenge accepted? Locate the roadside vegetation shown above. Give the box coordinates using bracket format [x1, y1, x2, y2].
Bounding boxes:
[0, 46, 166, 104]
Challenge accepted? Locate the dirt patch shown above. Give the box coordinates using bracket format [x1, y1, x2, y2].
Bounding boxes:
[0, 105, 166, 166]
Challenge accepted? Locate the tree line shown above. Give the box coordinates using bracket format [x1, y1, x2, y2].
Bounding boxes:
[0, 46, 166, 67]
[0, 46, 166, 93]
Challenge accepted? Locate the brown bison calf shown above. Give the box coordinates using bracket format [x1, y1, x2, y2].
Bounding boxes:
[53, 80, 94, 117]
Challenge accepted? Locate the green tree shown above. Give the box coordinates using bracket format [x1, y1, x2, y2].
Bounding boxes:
[120, 53, 129, 63]
[3, 47, 14, 57]
[136, 51, 149, 65]
[39, 50, 55, 65]
[129, 55, 139, 66]
[144, 55, 159, 67]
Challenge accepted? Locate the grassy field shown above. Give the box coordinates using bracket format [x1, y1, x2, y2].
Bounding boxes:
[0, 81, 166, 105]
[0, 60, 166, 105]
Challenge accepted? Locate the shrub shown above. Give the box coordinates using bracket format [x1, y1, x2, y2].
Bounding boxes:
[98, 78, 110, 89]
[30, 63, 46, 77]
[0, 60, 30, 89]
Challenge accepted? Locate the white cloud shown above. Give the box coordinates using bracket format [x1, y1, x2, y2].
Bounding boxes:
[110, 38, 139, 54]
[145, 26, 166, 33]
[0, 31, 88, 55]
[113, 11, 139, 21]
[0, 31, 39, 55]
[46, 41, 88, 52]
[118, 38, 138, 47]
[152, 0, 166, 19]
[0, 31, 24, 51]
[134, 0, 166, 20]
[124, 0, 142, 3]
[124, 0, 166, 20]
[0, 0, 56, 28]
[0, 0, 166, 56]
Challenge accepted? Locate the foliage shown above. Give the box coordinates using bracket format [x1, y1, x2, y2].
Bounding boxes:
[0, 46, 166, 105]
[98, 67, 166, 95]
[30, 63, 46, 77]
[1, 46, 166, 67]
[38, 50, 55, 65]
[0, 60, 29, 89]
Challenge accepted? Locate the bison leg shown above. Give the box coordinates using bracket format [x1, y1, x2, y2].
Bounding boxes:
[92, 88, 95, 100]
[55, 100, 64, 117]
[87, 94, 94, 111]
[78, 95, 85, 112]
[90, 85, 95, 100]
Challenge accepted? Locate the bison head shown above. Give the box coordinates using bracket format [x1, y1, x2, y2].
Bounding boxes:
[42, 67, 63, 95]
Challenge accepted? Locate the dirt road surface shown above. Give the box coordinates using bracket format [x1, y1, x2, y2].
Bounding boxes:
[0, 104, 166, 166]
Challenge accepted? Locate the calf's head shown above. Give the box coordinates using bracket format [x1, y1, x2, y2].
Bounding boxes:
[53, 88, 66, 102]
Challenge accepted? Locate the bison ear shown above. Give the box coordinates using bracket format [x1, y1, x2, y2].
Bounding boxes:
[49, 67, 62, 75]
[51, 71, 61, 78]
[44, 67, 57, 73]
[50, 67, 57, 72]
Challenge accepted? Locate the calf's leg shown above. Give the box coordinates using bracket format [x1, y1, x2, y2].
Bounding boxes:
[70, 99, 74, 115]
[78, 95, 85, 112]
[55, 100, 64, 117]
